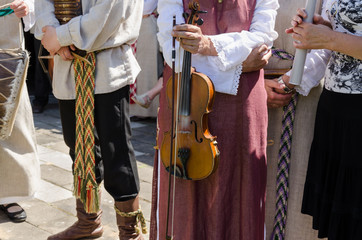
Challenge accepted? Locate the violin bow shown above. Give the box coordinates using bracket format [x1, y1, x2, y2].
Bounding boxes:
[165, 3, 207, 238]
[165, 15, 178, 240]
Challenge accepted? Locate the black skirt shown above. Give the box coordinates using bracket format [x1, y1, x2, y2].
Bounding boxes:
[302, 88, 362, 240]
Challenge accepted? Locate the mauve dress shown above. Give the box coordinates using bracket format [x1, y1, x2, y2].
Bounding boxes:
[150, 1, 268, 239]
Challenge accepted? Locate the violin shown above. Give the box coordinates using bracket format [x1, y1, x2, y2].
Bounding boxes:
[160, 1, 220, 181]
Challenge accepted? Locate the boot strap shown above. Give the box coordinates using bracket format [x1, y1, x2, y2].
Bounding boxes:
[114, 206, 148, 234]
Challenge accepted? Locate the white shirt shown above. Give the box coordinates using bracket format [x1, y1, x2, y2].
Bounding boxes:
[144, 0, 157, 15]
[34, 0, 143, 100]
[157, 0, 279, 95]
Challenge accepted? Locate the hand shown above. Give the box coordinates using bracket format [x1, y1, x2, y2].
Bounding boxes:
[57, 46, 74, 61]
[290, 22, 333, 50]
[10, 0, 29, 18]
[243, 44, 271, 73]
[172, 24, 217, 56]
[265, 78, 293, 108]
[41, 26, 61, 56]
[285, 8, 333, 50]
[286, 8, 331, 34]
[291, 8, 326, 27]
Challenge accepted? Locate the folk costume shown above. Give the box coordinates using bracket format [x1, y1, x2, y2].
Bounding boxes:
[297, 0, 362, 239]
[0, 0, 40, 206]
[34, 0, 146, 239]
[264, 0, 326, 239]
[150, 0, 278, 239]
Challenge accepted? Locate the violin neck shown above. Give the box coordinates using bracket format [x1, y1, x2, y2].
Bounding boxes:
[179, 50, 192, 116]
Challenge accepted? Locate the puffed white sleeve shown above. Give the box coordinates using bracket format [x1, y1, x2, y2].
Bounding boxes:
[22, 0, 35, 32]
[157, 0, 279, 95]
[207, 0, 279, 72]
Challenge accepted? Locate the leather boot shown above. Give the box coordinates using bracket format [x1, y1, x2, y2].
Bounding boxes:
[47, 199, 103, 240]
[114, 196, 146, 240]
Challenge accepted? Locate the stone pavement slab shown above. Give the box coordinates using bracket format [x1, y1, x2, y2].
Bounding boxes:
[0, 100, 156, 240]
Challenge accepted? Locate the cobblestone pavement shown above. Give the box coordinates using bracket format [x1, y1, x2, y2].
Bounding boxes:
[0, 98, 156, 240]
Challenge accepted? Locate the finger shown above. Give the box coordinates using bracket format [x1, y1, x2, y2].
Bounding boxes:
[10, 0, 21, 9]
[265, 79, 284, 89]
[267, 92, 292, 107]
[291, 32, 303, 43]
[12, 4, 24, 12]
[293, 40, 305, 49]
[181, 38, 198, 47]
[262, 49, 272, 61]
[63, 49, 74, 60]
[285, 27, 294, 34]
[70, 45, 76, 51]
[292, 25, 304, 35]
[181, 43, 196, 54]
[267, 98, 287, 108]
[14, 9, 26, 17]
[297, 8, 308, 19]
[313, 15, 323, 24]
[258, 44, 268, 53]
[174, 31, 195, 40]
[13, 7, 25, 14]
[173, 24, 198, 32]
[292, 15, 304, 25]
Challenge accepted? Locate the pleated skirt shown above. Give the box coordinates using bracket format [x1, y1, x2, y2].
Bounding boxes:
[302, 88, 362, 240]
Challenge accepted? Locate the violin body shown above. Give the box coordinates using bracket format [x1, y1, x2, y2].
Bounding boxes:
[160, 70, 219, 180]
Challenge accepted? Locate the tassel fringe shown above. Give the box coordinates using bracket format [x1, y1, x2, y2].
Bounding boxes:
[73, 175, 100, 213]
[114, 206, 148, 234]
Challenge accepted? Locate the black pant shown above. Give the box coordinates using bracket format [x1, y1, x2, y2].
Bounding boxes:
[24, 32, 51, 106]
[33, 38, 51, 106]
[58, 86, 140, 201]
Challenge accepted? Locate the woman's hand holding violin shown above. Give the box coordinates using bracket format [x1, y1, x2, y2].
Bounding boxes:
[172, 24, 218, 56]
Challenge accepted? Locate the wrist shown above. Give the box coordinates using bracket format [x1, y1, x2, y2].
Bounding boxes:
[327, 31, 340, 52]
[203, 36, 217, 56]
[277, 76, 295, 94]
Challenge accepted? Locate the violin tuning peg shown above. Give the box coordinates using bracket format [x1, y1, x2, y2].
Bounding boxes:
[183, 12, 189, 20]
[196, 18, 204, 26]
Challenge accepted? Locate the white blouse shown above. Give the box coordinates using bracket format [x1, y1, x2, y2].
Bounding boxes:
[157, 0, 279, 95]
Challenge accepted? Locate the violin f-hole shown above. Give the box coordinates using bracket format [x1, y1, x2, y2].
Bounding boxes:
[190, 120, 203, 143]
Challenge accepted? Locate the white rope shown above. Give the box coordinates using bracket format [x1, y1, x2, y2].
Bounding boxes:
[0, 3, 11, 10]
